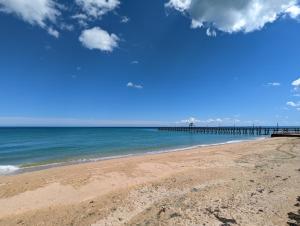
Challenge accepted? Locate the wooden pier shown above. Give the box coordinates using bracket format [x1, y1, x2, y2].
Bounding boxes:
[158, 127, 300, 137]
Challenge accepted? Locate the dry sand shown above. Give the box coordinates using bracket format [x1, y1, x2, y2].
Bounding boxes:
[0, 137, 299, 226]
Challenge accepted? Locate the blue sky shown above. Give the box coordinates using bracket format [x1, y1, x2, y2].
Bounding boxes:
[0, 0, 300, 126]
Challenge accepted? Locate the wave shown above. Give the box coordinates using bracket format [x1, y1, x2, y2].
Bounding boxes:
[0, 165, 20, 175]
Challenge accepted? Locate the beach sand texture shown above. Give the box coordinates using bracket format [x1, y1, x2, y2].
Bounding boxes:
[0, 137, 299, 226]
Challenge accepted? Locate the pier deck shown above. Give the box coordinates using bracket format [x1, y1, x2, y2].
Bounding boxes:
[158, 127, 300, 137]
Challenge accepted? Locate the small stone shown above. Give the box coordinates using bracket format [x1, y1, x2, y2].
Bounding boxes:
[157, 207, 166, 217]
[257, 188, 264, 193]
[170, 212, 181, 218]
[191, 188, 199, 192]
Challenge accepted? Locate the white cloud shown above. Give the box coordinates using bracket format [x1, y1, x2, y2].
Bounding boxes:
[72, 13, 88, 20]
[47, 27, 59, 38]
[287, 101, 300, 107]
[0, 0, 60, 28]
[179, 117, 201, 124]
[71, 13, 89, 27]
[79, 27, 119, 52]
[267, 82, 281, 87]
[166, 0, 300, 35]
[60, 23, 74, 31]
[75, 0, 120, 18]
[121, 16, 129, 23]
[179, 117, 243, 126]
[191, 19, 202, 28]
[286, 5, 300, 18]
[292, 77, 300, 87]
[206, 28, 216, 37]
[167, 0, 192, 12]
[205, 118, 226, 124]
[131, 60, 139, 64]
[127, 82, 143, 89]
[292, 77, 300, 95]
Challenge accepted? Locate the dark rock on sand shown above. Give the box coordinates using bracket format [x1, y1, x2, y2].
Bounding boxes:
[169, 212, 181, 218]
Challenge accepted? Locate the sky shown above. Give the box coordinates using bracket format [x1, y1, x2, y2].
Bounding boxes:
[0, 0, 300, 126]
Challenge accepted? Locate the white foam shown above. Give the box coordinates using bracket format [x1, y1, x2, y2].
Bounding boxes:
[225, 140, 245, 144]
[75, 154, 135, 163]
[0, 165, 20, 175]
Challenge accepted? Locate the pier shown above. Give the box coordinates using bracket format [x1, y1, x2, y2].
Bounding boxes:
[158, 126, 300, 137]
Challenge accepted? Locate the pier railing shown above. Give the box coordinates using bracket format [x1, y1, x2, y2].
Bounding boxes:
[158, 127, 300, 136]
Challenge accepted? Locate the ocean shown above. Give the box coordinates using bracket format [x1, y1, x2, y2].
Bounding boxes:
[0, 127, 262, 174]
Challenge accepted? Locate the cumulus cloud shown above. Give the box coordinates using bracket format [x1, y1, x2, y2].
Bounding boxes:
[75, 0, 120, 18]
[0, 0, 60, 29]
[127, 82, 143, 89]
[79, 27, 119, 52]
[166, 0, 300, 35]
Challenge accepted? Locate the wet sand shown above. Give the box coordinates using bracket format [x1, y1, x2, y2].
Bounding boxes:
[0, 137, 299, 226]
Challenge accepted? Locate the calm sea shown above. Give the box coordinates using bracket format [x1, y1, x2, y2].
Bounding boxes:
[0, 127, 262, 174]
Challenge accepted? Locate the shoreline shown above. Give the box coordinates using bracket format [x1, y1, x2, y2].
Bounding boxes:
[0, 136, 265, 176]
[0, 137, 299, 225]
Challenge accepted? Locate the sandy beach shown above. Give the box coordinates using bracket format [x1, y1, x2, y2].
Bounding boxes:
[0, 137, 299, 226]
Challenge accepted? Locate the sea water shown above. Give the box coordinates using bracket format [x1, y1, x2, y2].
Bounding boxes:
[0, 127, 262, 174]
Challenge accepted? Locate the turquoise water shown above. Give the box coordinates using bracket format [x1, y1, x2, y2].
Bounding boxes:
[0, 127, 261, 174]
